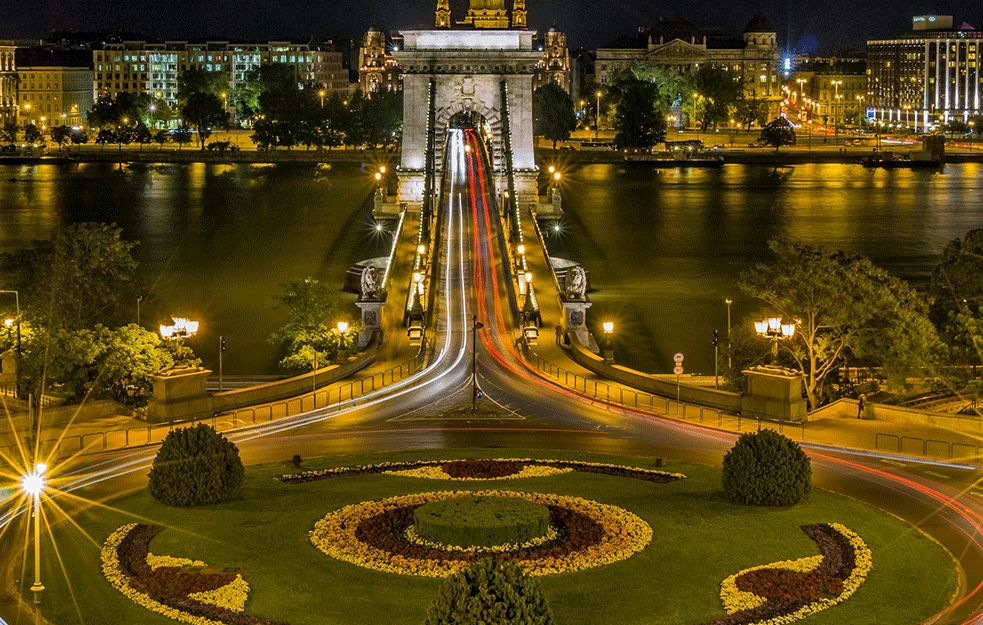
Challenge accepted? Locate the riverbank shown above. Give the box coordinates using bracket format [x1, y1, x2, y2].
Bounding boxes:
[0, 147, 397, 165]
[536, 147, 983, 165]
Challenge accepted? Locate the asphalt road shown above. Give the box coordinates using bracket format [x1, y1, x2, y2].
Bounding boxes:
[5, 126, 983, 625]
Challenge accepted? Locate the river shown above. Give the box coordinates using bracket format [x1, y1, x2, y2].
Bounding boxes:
[1, 160, 981, 376]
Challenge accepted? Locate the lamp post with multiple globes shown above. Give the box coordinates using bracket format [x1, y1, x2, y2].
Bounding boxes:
[754, 317, 796, 360]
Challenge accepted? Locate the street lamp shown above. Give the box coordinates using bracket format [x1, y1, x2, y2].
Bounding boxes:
[595, 91, 602, 141]
[318, 90, 326, 108]
[754, 317, 795, 359]
[471, 315, 484, 410]
[796, 78, 806, 103]
[22, 462, 47, 600]
[725, 298, 732, 368]
[602, 321, 614, 362]
[159, 317, 199, 340]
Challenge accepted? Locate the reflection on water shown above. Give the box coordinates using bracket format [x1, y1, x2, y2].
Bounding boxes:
[0, 162, 385, 374]
[545, 162, 983, 375]
[3, 161, 982, 377]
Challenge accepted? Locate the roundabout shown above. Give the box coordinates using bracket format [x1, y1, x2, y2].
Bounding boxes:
[50, 449, 956, 625]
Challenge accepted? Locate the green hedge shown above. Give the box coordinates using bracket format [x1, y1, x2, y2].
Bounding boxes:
[424, 559, 555, 625]
[147, 423, 244, 506]
[722, 429, 812, 506]
[413, 495, 550, 548]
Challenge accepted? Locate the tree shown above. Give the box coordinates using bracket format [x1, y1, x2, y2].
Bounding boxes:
[87, 92, 141, 129]
[759, 117, 796, 151]
[739, 239, 941, 408]
[929, 229, 983, 376]
[153, 129, 170, 150]
[628, 62, 696, 114]
[181, 92, 226, 150]
[533, 83, 577, 149]
[24, 124, 42, 144]
[95, 128, 114, 149]
[270, 278, 359, 372]
[133, 123, 153, 149]
[612, 76, 666, 150]
[424, 559, 555, 625]
[148, 424, 244, 507]
[171, 127, 192, 149]
[692, 65, 743, 130]
[70, 128, 89, 146]
[0, 222, 138, 332]
[177, 67, 230, 104]
[50, 126, 71, 149]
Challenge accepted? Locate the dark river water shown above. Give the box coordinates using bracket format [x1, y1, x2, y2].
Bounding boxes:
[0, 161, 390, 375]
[2, 161, 982, 375]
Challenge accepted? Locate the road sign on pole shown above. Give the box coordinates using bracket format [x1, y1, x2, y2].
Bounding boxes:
[673, 352, 684, 363]
[673, 365, 684, 375]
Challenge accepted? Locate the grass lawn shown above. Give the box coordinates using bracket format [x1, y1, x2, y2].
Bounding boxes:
[38, 448, 957, 625]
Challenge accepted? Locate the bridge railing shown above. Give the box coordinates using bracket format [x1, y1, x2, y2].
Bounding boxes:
[7, 342, 431, 462]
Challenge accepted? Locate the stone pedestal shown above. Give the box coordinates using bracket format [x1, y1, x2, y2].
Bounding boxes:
[397, 169, 426, 211]
[740, 366, 808, 423]
[356, 299, 385, 350]
[562, 299, 594, 351]
[513, 169, 539, 209]
[147, 367, 213, 423]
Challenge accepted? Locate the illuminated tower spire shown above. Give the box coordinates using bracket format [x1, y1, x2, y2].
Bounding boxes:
[464, 0, 509, 28]
[435, 0, 451, 28]
[511, 0, 527, 29]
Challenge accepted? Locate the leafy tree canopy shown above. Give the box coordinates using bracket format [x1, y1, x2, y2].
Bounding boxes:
[270, 278, 360, 372]
[692, 65, 743, 130]
[533, 83, 577, 149]
[0, 223, 138, 332]
[612, 75, 667, 149]
[739, 239, 941, 408]
[181, 92, 226, 150]
[177, 67, 230, 104]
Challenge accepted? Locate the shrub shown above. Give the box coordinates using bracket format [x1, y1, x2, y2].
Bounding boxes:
[148, 424, 244, 506]
[722, 429, 811, 506]
[424, 559, 555, 625]
[414, 496, 550, 548]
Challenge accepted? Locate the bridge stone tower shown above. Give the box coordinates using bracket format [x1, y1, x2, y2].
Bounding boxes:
[394, 10, 541, 211]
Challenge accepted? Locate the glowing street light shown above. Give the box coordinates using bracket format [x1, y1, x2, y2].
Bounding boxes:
[159, 317, 199, 340]
[754, 316, 796, 359]
[22, 462, 47, 599]
[602, 321, 614, 361]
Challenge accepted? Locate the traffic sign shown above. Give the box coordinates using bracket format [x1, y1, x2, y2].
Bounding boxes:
[673, 353, 684, 363]
[673, 365, 684, 375]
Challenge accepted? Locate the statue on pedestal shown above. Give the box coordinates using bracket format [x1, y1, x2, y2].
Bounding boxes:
[565, 266, 587, 300]
[360, 266, 381, 300]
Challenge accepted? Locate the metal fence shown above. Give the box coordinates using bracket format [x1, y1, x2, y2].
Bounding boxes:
[1, 345, 429, 462]
[874, 432, 983, 464]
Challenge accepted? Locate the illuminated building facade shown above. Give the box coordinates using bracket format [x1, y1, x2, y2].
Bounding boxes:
[358, 27, 402, 94]
[0, 42, 15, 127]
[534, 27, 571, 92]
[92, 40, 347, 107]
[791, 60, 866, 126]
[17, 66, 92, 128]
[595, 15, 783, 123]
[867, 16, 982, 129]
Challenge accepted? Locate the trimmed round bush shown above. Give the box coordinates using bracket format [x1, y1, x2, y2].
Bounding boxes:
[147, 423, 244, 506]
[424, 559, 555, 625]
[722, 428, 811, 506]
[413, 495, 550, 548]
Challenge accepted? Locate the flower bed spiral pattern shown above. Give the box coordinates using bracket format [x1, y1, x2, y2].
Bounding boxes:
[309, 490, 653, 577]
[702, 523, 872, 625]
[280, 457, 685, 483]
[101, 523, 286, 625]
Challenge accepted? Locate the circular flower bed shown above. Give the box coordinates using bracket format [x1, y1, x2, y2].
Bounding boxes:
[309, 490, 653, 577]
[280, 458, 685, 483]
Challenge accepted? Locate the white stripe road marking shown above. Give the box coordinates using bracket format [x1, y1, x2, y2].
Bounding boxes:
[924, 470, 951, 480]
[879, 459, 908, 468]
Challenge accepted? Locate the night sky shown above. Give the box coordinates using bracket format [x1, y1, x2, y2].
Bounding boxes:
[6, 0, 983, 52]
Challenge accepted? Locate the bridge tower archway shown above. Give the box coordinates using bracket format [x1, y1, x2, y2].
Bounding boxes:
[394, 30, 542, 212]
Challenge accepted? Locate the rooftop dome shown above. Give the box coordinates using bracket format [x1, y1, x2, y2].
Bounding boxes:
[744, 14, 775, 33]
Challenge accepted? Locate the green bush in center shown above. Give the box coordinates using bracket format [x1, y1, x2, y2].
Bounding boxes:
[413, 495, 550, 548]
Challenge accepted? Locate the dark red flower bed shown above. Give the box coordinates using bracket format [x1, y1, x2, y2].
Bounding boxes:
[354, 501, 605, 563]
[279, 458, 684, 484]
[116, 524, 289, 625]
[698, 523, 858, 625]
[442, 459, 526, 478]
